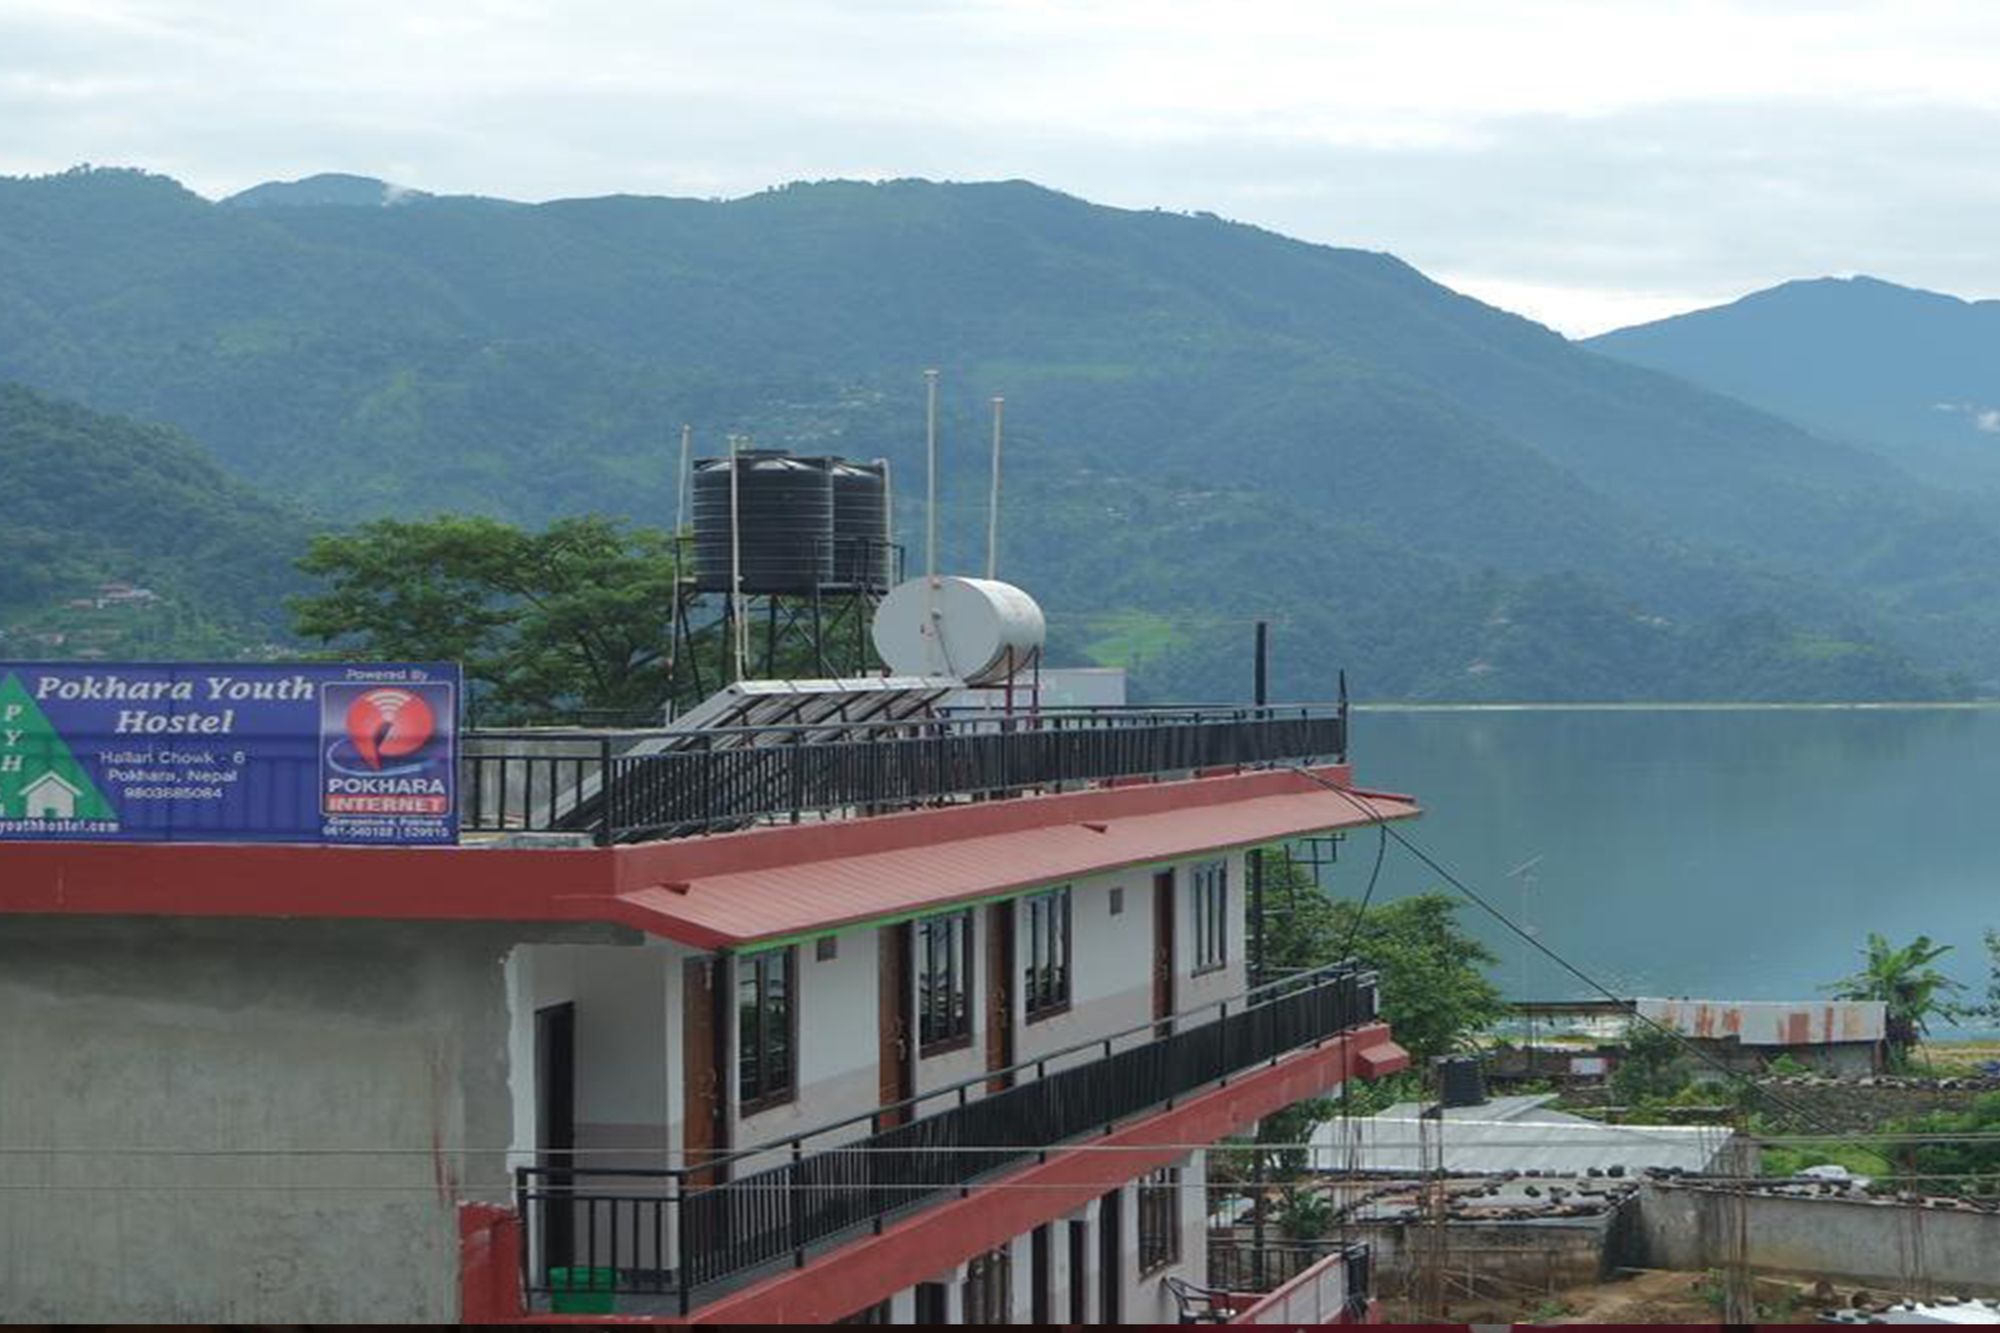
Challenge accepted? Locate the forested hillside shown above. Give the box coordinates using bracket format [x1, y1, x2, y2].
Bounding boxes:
[0, 383, 306, 657]
[0, 166, 1986, 699]
[1588, 276, 2000, 496]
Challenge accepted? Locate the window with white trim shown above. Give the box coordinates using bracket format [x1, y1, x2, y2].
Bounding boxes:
[917, 909, 973, 1054]
[1192, 859, 1228, 974]
[1023, 887, 1071, 1021]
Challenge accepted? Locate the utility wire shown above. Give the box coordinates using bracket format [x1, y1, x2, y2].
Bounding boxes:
[1284, 763, 1860, 1143]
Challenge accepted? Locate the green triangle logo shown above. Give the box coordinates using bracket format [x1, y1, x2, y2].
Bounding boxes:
[0, 674, 118, 822]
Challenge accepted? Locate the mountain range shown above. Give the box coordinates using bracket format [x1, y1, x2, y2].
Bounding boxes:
[1587, 275, 2000, 497]
[0, 165, 1990, 700]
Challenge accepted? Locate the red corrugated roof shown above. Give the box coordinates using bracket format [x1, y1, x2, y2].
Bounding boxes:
[0, 766, 1415, 951]
[622, 781, 1418, 948]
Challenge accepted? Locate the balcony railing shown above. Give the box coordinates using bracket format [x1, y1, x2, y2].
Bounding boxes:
[514, 960, 1377, 1314]
[1211, 1241, 1374, 1325]
[463, 701, 1348, 844]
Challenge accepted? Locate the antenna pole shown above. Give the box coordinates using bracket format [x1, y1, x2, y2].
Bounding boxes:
[924, 369, 940, 586]
[877, 457, 895, 579]
[729, 434, 746, 681]
[986, 395, 1004, 581]
[924, 368, 941, 675]
[674, 423, 693, 534]
[665, 423, 693, 719]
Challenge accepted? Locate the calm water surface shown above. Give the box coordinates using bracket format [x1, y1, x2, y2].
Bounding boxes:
[1344, 706, 2000, 1030]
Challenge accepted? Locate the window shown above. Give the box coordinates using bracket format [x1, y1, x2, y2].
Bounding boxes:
[1023, 887, 1071, 1021]
[964, 1246, 1012, 1324]
[1109, 886, 1124, 916]
[1192, 859, 1228, 974]
[738, 948, 795, 1112]
[1137, 1166, 1182, 1274]
[917, 910, 973, 1054]
[815, 935, 838, 962]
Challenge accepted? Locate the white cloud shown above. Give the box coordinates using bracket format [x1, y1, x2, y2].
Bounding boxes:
[2, 0, 1999, 331]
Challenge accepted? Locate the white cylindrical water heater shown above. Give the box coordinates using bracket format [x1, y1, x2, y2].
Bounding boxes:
[872, 576, 1046, 684]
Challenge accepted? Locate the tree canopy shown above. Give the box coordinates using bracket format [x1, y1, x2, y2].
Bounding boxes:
[1829, 932, 1966, 1062]
[1259, 848, 1505, 1065]
[291, 514, 682, 723]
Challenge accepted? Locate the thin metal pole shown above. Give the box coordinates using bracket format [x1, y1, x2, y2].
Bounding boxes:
[665, 423, 693, 720]
[1254, 619, 1269, 710]
[729, 434, 746, 682]
[986, 395, 1004, 581]
[925, 371, 940, 586]
[924, 369, 941, 675]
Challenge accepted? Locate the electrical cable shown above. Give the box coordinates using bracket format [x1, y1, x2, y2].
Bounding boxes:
[1282, 762, 1861, 1142]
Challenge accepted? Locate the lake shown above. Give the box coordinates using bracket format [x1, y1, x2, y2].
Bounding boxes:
[1342, 705, 2000, 1032]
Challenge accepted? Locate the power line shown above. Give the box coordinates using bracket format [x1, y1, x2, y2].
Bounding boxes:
[1283, 763, 1860, 1142]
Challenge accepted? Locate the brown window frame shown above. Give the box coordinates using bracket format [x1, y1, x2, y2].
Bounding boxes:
[1191, 859, 1229, 975]
[1137, 1165, 1182, 1275]
[1023, 886, 1072, 1023]
[738, 947, 798, 1114]
[917, 909, 975, 1056]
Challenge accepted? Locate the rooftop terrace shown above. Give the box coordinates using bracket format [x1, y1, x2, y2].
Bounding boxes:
[462, 698, 1350, 844]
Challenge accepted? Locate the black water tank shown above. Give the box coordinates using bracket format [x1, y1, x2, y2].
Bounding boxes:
[1436, 1055, 1487, 1108]
[824, 458, 890, 592]
[691, 450, 834, 594]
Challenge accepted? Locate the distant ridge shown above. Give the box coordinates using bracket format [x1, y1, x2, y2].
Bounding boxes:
[222, 172, 431, 209]
[1586, 275, 2000, 493]
[0, 167, 1992, 700]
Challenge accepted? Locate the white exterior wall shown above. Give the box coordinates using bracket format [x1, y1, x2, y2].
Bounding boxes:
[1016, 850, 1250, 1076]
[503, 849, 1256, 1319]
[1118, 1150, 1210, 1326]
[734, 928, 883, 1169]
[854, 1151, 1210, 1325]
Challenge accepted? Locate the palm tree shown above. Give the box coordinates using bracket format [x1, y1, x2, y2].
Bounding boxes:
[1831, 933, 1965, 1065]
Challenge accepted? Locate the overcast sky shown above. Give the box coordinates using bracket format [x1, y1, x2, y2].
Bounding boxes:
[3, 0, 1996, 335]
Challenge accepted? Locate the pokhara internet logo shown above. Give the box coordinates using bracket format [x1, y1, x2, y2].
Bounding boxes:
[328, 687, 437, 776]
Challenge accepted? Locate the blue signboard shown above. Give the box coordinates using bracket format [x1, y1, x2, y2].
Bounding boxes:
[0, 662, 460, 844]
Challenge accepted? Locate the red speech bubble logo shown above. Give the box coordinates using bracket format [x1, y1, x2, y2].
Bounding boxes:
[345, 688, 436, 771]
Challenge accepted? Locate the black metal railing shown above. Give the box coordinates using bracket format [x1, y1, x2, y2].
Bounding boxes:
[515, 960, 1377, 1313]
[1205, 1240, 1374, 1323]
[462, 702, 1347, 844]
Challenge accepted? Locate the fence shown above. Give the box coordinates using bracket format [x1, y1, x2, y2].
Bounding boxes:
[516, 961, 1377, 1312]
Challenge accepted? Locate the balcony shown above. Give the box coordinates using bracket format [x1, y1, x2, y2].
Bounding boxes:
[462, 701, 1349, 845]
[513, 961, 1378, 1315]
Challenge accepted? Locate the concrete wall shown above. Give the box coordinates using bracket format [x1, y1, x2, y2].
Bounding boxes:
[0, 916, 527, 1323]
[1323, 1210, 1622, 1306]
[1634, 1184, 2000, 1297]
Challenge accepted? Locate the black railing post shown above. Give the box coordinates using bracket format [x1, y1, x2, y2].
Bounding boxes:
[596, 736, 615, 845]
[675, 1176, 692, 1316]
[790, 1139, 806, 1267]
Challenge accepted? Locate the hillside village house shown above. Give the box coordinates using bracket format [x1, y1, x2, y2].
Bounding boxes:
[0, 687, 1411, 1324]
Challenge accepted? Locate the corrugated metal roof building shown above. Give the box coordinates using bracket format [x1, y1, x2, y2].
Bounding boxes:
[1633, 997, 1887, 1074]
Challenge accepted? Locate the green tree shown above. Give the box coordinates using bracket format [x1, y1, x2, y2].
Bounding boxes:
[1260, 848, 1505, 1065]
[1829, 932, 1966, 1065]
[1611, 1021, 1694, 1104]
[291, 514, 683, 723]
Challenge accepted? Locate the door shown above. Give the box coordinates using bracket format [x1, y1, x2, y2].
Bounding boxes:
[1152, 870, 1176, 1038]
[878, 922, 915, 1128]
[535, 1002, 576, 1270]
[1098, 1186, 1123, 1324]
[986, 901, 1016, 1092]
[682, 955, 730, 1187]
